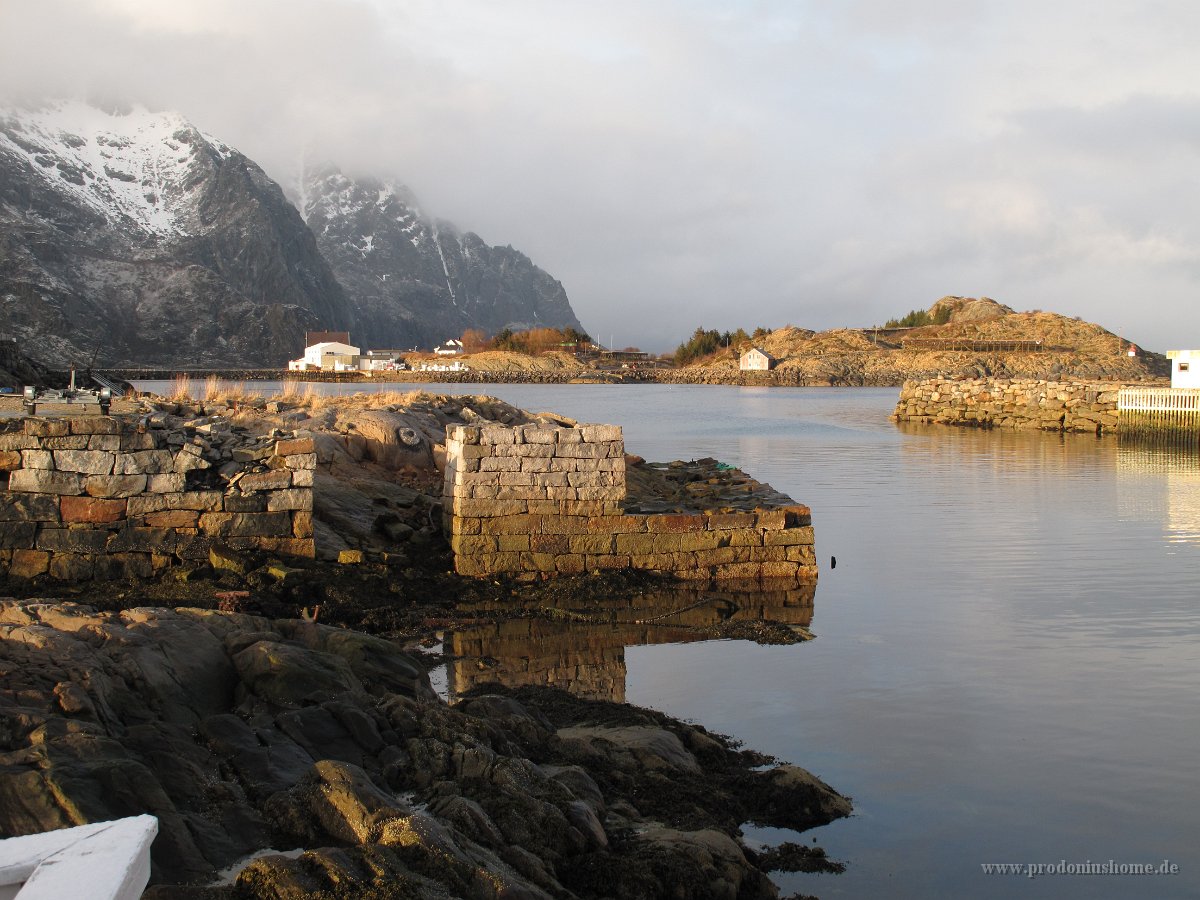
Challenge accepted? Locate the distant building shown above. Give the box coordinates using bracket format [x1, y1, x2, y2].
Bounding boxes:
[358, 350, 407, 372]
[435, 339, 465, 356]
[1167, 350, 1200, 389]
[288, 340, 361, 372]
[739, 347, 776, 371]
[305, 330, 351, 347]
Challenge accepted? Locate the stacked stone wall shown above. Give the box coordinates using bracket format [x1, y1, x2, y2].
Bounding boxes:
[0, 416, 314, 580]
[443, 423, 816, 582]
[892, 378, 1128, 432]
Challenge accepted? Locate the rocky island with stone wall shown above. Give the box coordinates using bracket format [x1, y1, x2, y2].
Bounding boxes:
[0, 389, 847, 899]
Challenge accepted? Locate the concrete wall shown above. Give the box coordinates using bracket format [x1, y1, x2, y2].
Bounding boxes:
[892, 378, 1127, 433]
[0, 417, 314, 580]
[443, 423, 816, 582]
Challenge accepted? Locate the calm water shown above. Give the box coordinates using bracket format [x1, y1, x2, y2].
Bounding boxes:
[142, 382, 1200, 898]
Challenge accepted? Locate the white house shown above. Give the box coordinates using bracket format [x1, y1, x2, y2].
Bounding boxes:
[434, 339, 465, 356]
[1166, 350, 1200, 389]
[739, 347, 776, 371]
[288, 340, 361, 372]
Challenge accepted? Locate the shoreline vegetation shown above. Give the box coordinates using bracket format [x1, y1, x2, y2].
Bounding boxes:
[0, 387, 850, 899]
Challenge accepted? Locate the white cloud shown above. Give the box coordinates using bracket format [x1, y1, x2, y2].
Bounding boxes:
[1, 0, 1198, 351]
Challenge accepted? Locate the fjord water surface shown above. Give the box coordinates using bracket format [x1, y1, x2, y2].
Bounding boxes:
[433, 384, 1200, 899]
[148, 382, 1200, 897]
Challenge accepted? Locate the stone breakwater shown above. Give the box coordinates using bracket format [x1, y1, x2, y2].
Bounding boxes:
[443, 423, 816, 582]
[892, 378, 1129, 433]
[0, 416, 315, 580]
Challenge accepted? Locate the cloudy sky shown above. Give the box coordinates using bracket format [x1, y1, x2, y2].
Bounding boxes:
[2, 0, 1198, 351]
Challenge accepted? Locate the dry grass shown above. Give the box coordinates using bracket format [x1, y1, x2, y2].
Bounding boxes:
[170, 374, 192, 402]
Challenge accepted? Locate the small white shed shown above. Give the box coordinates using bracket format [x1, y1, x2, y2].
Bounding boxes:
[1166, 350, 1200, 389]
[739, 347, 776, 371]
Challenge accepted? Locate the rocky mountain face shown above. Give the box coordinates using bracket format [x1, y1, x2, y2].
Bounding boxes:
[0, 101, 354, 367]
[298, 165, 583, 351]
[0, 103, 584, 368]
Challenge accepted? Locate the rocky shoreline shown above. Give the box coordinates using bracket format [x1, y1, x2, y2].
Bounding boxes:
[0, 390, 851, 898]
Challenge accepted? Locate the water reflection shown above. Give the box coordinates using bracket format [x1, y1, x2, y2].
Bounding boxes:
[1116, 441, 1200, 544]
[446, 581, 816, 702]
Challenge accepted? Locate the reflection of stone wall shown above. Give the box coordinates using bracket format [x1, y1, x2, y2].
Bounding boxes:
[893, 378, 1127, 432]
[443, 423, 817, 582]
[0, 417, 314, 580]
[448, 583, 815, 702]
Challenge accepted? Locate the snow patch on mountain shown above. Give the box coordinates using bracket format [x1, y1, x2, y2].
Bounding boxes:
[0, 100, 229, 239]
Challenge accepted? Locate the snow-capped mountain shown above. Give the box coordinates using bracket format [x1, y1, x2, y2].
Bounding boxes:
[298, 164, 583, 351]
[0, 101, 353, 366]
[0, 102, 585, 368]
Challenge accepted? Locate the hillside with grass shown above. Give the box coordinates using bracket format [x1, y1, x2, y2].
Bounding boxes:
[672, 297, 1166, 385]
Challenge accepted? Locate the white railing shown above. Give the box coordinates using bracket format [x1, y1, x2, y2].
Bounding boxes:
[0, 816, 157, 900]
[1118, 388, 1200, 439]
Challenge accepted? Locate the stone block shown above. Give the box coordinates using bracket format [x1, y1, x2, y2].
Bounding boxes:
[8, 469, 85, 495]
[518, 425, 558, 444]
[60, 496, 127, 524]
[275, 437, 315, 456]
[222, 494, 268, 513]
[266, 489, 313, 512]
[174, 451, 212, 474]
[587, 514, 645, 534]
[49, 553, 96, 581]
[146, 473, 186, 493]
[292, 510, 313, 538]
[84, 474, 147, 499]
[479, 425, 516, 445]
[142, 510, 200, 529]
[86, 434, 122, 451]
[539, 515, 591, 535]
[0, 493, 61, 522]
[706, 512, 757, 530]
[120, 431, 158, 451]
[496, 534, 530, 552]
[42, 436, 89, 450]
[556, 428, 583, 444]
[239, 470, 292, 492]
[568, 533, 616, 555]
[729, 530, 765, 547]
[646, 514, 706, 533]
[480, 456, 522, 472]
[450, 534, 499, 555]
[580, 424, 622, 443]
[0, 450, 21, 471]
[69, 416, 121, 435]
[449, 498, 528, 517]
[291, 468, 314, 488]
[678, 531, 723, 552]
[783, 505, 812, 527]
[760, 561, 803, 579]
[175, 533, 212, 560]
[0, 522, 37, 549]
[763, 527, 815, 547]
[21, 449, 55, 470]
[9, 549, 50, 578]
[25, 418, 70, 438]
[756, 510, 788, 531]
[116, 450, 175, 475]
[199, 511, 294, 538]
[554, 554, 586, 574]
[585, 554, 631, 571]
[104, 553, 156, 579]
[521, 551, 558, 572]
[711, 562, 764, 581]
[555, 443, 609, 460]
[36, 528, 109, 554]
[284, 453, 316, 470]
[530, 533, 569, 554]
[446, 425, 481, 445]
[0, 433, 36, 451]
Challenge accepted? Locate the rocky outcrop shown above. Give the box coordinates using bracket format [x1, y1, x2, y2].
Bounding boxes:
[0, 600, 850, 899]
[300, 165, 584, 352]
